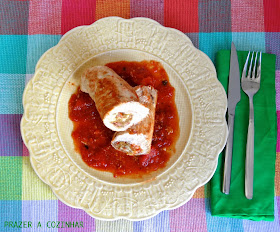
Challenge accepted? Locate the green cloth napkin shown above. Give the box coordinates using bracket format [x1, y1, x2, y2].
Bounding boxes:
[210, 50, 277, 221]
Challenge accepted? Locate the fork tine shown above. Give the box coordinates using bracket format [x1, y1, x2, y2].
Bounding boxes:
[252, 52, 258, 79]
[242, 51, 251, 79]
[247, 51, 255, 79]
[256, 52, 262, 80]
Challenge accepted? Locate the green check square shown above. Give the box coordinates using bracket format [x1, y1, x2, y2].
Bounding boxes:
[22, 157, 56, 200]
[0, 156, 22, 200]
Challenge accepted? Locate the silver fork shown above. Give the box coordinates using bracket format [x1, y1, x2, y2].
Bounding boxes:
[241, 51, 262, 200]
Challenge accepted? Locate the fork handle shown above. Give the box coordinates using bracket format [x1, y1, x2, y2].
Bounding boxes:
[245, 97, 254, 200]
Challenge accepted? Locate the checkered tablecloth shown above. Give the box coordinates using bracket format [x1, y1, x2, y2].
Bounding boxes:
[1, 0, 279, 231]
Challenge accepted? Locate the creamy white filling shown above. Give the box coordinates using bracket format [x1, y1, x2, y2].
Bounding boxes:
[103, 102, 149, 131]
[112, 133, 149, 155]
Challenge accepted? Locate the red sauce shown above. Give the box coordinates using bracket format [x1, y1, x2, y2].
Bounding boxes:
[68, 60, 179, 177]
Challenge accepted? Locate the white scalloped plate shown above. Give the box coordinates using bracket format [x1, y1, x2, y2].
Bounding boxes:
[21, 17, 228, 221]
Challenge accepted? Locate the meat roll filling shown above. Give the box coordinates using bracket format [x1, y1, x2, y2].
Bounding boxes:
[81, 66, 149, 131]
[111, 85, 158, 156]
[112, 112, 133, 128]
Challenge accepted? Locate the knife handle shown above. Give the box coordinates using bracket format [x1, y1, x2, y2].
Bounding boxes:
[222, 113, 235, 195]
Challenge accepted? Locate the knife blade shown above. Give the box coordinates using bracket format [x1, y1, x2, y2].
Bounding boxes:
[222, 42, 240, 194]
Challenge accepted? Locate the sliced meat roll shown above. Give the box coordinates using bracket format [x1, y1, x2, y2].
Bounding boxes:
[111, 85, 158, 156]
[81, 66, 149, 131]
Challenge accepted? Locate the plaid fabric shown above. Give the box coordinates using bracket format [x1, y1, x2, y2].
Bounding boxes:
[1, 0, 279, 231]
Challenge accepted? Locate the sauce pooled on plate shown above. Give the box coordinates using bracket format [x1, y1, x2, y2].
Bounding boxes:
[68, 60, 179, 177]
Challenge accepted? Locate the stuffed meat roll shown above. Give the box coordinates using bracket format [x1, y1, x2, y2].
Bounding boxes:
[81, 66, 149, 131]
[111, 85, 157, 155]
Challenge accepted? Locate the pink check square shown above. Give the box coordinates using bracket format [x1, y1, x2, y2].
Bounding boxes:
[231, 0, 265, 32]
[28, 0, 62, 35]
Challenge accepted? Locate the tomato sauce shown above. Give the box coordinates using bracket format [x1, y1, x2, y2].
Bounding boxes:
[68, 60, 179, 177]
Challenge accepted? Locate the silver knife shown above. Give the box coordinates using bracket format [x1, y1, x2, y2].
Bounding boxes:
[222, 42, 240, 194]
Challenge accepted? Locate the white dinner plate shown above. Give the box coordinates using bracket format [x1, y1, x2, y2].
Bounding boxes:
[21, 17, 228, 220]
